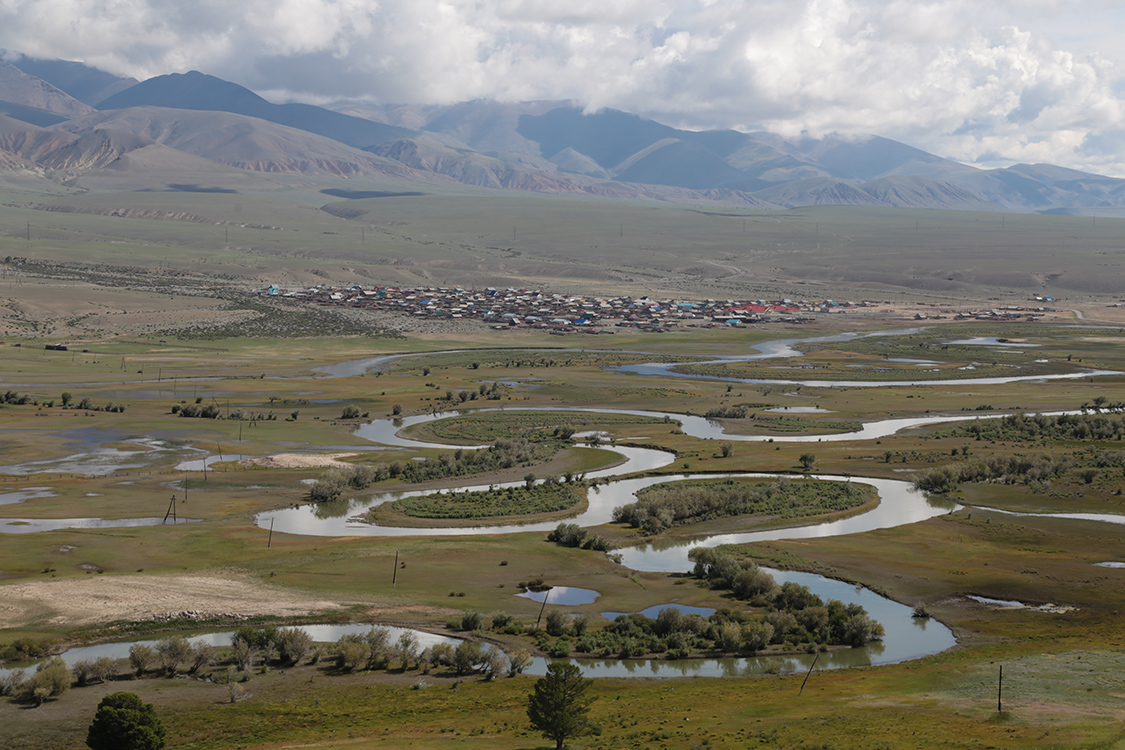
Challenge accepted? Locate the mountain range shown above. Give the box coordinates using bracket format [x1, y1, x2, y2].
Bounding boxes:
[2, 51, 1124, 213]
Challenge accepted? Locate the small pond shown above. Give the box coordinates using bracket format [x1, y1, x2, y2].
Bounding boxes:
[515, 587, 600, 605]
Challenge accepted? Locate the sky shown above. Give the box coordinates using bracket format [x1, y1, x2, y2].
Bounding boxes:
[2, 0, 1125, 176]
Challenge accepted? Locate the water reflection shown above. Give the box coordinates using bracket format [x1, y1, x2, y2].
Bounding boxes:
[0, 487, 56, 506]
[0, 517, 201, 534]
[516, 587, 600, 605]
[601, 603, 716, 620]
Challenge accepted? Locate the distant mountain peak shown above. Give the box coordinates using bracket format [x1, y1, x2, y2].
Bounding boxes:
[0, 60, 94, 118]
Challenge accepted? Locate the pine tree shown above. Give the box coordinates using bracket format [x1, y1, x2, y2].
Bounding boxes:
[527, 662, 598, 750]
[86, 691, 166, 750]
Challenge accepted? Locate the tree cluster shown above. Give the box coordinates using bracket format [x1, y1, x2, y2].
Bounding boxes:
[913, 453, 1072, 494]
[612, 477, 865, 534]
[547, 522, 612, 551]
[689, 548, 884, 648]
[948, 410, 1125, 442]
[391, 482, 581, 520]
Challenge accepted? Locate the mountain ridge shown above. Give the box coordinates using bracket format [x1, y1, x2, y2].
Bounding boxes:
[0, 54, 1124, 213]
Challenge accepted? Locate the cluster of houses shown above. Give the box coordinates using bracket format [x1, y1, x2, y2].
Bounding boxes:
[255, 284, 875, 332]
[950, 305, 1052, 321]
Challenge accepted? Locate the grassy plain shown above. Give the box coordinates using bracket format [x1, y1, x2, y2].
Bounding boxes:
[3, 192, 1125, 748]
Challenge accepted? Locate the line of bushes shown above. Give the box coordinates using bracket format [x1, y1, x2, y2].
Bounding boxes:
[307, 438, 560, 501]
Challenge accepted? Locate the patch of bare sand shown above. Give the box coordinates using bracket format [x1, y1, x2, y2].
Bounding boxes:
[240, 453, 358, 469]
[0, 571, 354, 628]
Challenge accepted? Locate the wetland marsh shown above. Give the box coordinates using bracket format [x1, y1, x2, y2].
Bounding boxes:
[3, 312, 1125, 750]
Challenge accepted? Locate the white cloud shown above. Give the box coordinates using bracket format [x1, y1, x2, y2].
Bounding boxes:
[2, 0, 1125, 174]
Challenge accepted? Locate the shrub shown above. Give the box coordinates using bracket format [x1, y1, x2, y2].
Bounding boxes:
[16, 656, 70, 705]
[460, 610, 484, 631]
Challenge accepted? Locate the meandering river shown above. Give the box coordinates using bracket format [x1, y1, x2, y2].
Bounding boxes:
[6, 326, 1121, 677]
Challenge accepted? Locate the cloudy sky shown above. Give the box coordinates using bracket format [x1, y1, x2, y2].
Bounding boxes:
[3, 0, 1125, 175]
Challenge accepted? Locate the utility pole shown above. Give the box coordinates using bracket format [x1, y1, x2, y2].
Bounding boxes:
[997, 664, 1003, 712]
[534, 587, 552, 629]
[162, 495, 177, 524]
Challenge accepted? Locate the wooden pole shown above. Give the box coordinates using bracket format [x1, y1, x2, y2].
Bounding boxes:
[162, 495, 176, 524]
[798, 651, 820, 696]
[392, 550, 399, 587]
[535, 587, 551, 630]
[998, 664, 1003, 712]
[268, 518, 274, 549]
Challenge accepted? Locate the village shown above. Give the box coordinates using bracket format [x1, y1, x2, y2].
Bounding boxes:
[253, 284, 1055, 333]
[255, 284, 875, 333]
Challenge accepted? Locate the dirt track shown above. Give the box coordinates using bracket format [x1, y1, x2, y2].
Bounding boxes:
[0, 571, 350, 628]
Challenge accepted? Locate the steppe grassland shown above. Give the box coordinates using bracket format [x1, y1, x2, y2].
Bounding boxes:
[2, 185, 1125, 302]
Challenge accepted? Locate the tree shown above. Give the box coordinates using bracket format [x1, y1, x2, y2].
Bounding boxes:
[156, 635, 192, 676]
[86, 691, 167, 750]
[527, 662, 598, 750]
[341, 404, 361, 419]
[452, 640, 484, 676]
[508, 648, 532, 676]
[481, 647, 509, 680]
[275, 627, 313, 666]
[393, 631, 419, 670]
[799, 452, 817, 472]
[61, 391, 72, 407]
[129, 644, 155, 677]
